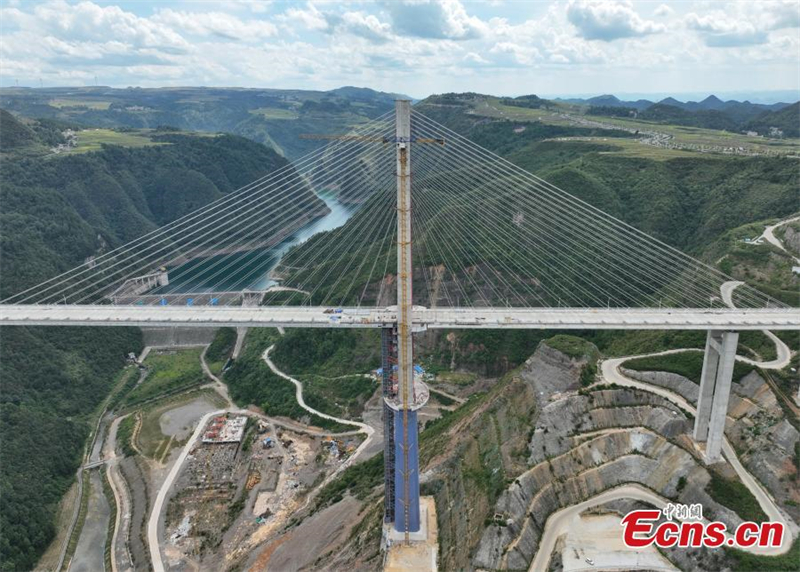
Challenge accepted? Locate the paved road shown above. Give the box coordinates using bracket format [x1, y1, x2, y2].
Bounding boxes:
[757, 214, 800, 262]
[529, 485, 678, 572]
[147, 407, 230, 572]
[598, 354, 796, 555]
[148, 344, 377, 572]
[720, 281, 792, 370]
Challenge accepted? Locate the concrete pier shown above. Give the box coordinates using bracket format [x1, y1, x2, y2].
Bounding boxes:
[693, 330, 739, 462]
[384, 496, 438, 572]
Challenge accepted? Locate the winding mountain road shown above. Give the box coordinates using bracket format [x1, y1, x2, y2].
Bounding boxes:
[757, 214, 800, 263]
[262, 345, 376, 482]
[531, 279, 797, 570]
[600, 355, 795, 544]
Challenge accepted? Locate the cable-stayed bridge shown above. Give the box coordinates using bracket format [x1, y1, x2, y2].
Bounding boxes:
[1, 305, 796, 330]
[1, 101, 798, 549]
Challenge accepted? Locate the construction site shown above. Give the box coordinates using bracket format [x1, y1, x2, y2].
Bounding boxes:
[162, 413, 363, 570]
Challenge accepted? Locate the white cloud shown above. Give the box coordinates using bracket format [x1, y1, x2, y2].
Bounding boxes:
[280, 3, 328, 32]
[0, 0, 796, 97]
[567, 0, 666, 41]
[489, 42, 542, 66]
[382, 0, 488, 40]
[25, 1, 188, 51]
[337, 11, 393, 43]
[685, 2, 799, 48]
[153, 8, 277, 41]
[761, 0, 800, 30]
[654, 4, 673, 17]
[686, 12, 768, 47]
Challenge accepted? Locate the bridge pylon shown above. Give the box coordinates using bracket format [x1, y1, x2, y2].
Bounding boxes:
[693, 330, 739, 462]
[390, 99, 423, 539]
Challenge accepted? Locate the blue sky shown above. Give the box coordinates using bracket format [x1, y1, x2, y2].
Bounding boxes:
[1, 0, 798, 100]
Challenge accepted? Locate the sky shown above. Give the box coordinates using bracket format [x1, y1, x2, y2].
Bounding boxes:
[1, 0, 798, 101]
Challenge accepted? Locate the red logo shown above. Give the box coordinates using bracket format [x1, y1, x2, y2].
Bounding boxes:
[621, 507, 784, 549]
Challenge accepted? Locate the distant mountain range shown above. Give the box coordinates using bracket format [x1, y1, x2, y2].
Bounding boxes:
[555, 94, 798, 137]
[556, 93, 793, 113]
[0, 85, 411, 160]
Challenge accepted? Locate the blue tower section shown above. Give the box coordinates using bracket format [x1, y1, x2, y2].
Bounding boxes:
[393, 409, 421, 532]
[381, 328, 396, 524]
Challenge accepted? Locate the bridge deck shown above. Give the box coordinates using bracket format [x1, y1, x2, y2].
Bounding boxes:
[1, 305, 797, 330]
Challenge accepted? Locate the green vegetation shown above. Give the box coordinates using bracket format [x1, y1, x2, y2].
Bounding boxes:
[271, 329, 380, 376]
[707, 471, 768, 523]
[300, 374, 377, 420]
[0, 130, 301, 299]
[737, 331, 779, 361]
[223, 329, 351, 432]
[116, 415, 137, 458]
[0, 110, 74, 155]
[578, 330, 707, 357]
[249, 107, 299, 120]
[66, 128, 166, 154]
[0, 86, 399, 161]
[0, 326, 141, 572]
[107, 366, 142, 412]
[433, 371, 477, 386]
[422, 330, 554, 375]
[587, 105, 636, 118]
[638, 103, 739, 131]
[50, 98, 112, 110]
[529, 155, 799, 253]
[725, 536, 800, 571]
[429, 391, 456, 407]
[313, 452, 384, 509]
[206, 327, 237, 375]
[624, 351, 755, 384]
[124, 348, 206, 406]
[544, 334, 598, 359]
[744, 102, 800, 138]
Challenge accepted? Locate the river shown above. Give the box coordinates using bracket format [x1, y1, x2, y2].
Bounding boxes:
[153, 191, 355, 294]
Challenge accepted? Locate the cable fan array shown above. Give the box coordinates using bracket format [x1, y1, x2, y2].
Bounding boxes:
[2, 112, 396, 307]
[1, 108, 782, 310]
[407, 110, 780, 309]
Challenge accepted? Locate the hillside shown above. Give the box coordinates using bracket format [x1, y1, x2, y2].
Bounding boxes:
[0, 129, 314, 571]
[0, 125, 322, 299]
[637, 103, 740, 131]
[0, 86, 406, 160]
[745, 102, 800, 138]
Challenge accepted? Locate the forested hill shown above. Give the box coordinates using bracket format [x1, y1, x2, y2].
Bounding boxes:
[412, 96, 798, 252]
[0, 126, 314, 299]
[0, 126, 308, 572]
